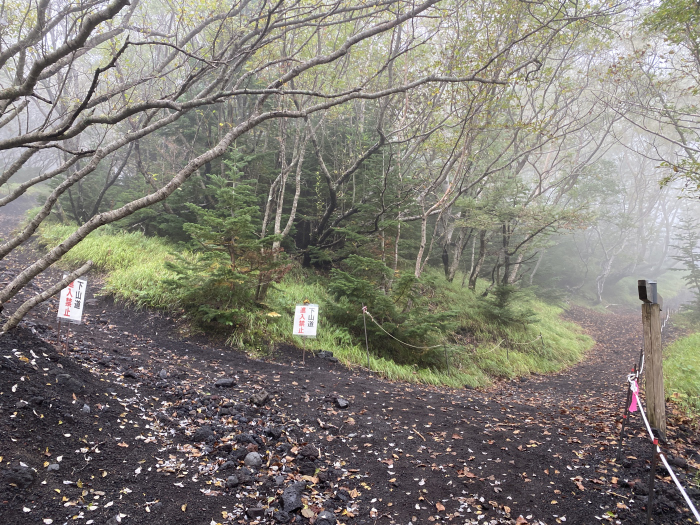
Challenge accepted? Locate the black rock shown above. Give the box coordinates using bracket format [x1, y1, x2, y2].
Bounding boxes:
[316, 510, 336, 525]
[29, 396, 44, 405]
[192, 425, 214, 442]
[215, 378, 236, 388]
[273, 510, 291, 523]
[299, 444, 319, 459]
[159, 369, 168, 380]
[299, 461, 317, 476]
[274, 475, 285, 486]
[226, 475, 239, 488]
[230, 449, 248, 462]
[15, 400, 29, 409]
[265, 427, 283, 440]
[236, 433, 261, 446]
[334, 397, 349, 409]
[47, 464, 59, 472]
[219, 461, 235, 471]
[150, 502, 163, 513]
[56, 373, 84, 391]
[335, 489, 350, 502]
[237, 472, 253, 485]
[318, 351, 334, 359]
[281, 481, 306, 512]
[123, 370, 138, 379]
[250, 390, 270, 406]
[328, 357, 339, 363]
[3, 466, 34, 489]
[670, 456, 687, 469]
[247, 507, 265, 519]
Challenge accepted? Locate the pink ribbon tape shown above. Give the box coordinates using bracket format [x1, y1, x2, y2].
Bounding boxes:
[629, 381, 638, 412]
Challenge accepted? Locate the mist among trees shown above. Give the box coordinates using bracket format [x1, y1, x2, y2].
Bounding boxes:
[1, 0, 699, 336]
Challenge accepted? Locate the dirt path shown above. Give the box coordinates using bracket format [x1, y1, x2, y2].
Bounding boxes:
[0, 207, 698, 525]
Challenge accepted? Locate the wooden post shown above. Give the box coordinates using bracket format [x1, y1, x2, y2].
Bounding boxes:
[641, 302, 666, 439]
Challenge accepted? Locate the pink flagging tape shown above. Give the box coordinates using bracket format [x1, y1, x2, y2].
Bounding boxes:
[629, 380, 638, 412]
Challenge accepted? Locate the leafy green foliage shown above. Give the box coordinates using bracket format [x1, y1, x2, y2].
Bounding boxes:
[163, 157, 290, 335]
[326, 255, 455, 366]
[478, 284, 538, 327]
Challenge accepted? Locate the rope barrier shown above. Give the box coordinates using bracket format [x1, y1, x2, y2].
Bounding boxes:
[475, 338, 505, 356]
[509, 333, 543, 345]
[363, 307, 543, 352]
[627, 378, 700, 523]
[362, 307, 444, 350]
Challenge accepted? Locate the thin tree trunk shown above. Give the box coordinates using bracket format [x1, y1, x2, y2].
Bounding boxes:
[468, 230, 487, 290]
[507, 252, 523, 284]
[529, 249, 545, 285]
[462, 235, 477, 288]
[414, 210, 428, 278]
[448, 227, 472, 282]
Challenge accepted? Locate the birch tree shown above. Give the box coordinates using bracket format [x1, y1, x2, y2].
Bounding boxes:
[0, 0, 623, 327]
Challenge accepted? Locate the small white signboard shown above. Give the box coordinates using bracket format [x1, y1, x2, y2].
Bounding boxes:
[57, 278, 87, 324]
[293, 303, 318, 338]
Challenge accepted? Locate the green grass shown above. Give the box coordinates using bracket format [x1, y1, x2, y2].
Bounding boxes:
[38, 224, 594, 389]
[37, 224, 187, 308]
[664, 332, 700, 416]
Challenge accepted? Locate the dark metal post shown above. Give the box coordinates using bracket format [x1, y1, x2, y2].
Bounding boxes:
[617, 365, 636, 462]
[646, 441, 659, 524]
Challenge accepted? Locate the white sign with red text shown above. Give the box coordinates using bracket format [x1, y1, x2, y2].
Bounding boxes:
[57, 278, 87, 324]
[293, 304, 318, 338]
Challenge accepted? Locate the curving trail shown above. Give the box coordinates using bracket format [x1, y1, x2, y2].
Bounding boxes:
[0, 204, 698, 525]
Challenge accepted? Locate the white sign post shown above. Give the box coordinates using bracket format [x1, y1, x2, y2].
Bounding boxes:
[57, 278, 87, 324]
[293, 303, 318, 363]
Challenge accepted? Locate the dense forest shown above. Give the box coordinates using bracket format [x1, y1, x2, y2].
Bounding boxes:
[1, 0, 700, 378]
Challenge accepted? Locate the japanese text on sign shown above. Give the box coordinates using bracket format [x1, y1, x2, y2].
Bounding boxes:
[57, 279, 87, 324]
[293, 304, 318, 338]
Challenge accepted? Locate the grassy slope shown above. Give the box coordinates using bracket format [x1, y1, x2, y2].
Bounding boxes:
[38, 224, 593, 388]
[664, 332, 700, 416]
